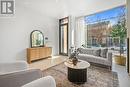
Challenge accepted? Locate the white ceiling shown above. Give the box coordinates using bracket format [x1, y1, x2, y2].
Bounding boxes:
[17, 0, 126, 18]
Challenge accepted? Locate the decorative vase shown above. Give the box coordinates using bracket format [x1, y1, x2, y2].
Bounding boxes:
[69, 47, 79, 65]
[72, 57, 78, 65]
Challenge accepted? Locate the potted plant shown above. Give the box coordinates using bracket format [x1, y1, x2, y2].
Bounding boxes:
[69, 47, 79, 65]
[111, 16, 127, 65]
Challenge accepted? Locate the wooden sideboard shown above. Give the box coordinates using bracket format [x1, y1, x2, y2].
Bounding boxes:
[27, 47, 52, 63]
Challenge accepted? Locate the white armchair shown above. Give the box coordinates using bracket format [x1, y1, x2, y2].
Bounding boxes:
[0, 61, 56, 87]
[22, 76, 56, 87]
[0, 61, 28, 75]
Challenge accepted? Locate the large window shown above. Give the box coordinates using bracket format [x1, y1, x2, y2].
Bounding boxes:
[84, 6, 126, 48]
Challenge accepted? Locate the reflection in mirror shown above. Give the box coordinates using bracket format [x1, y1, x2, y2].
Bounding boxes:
[31, 30, 44, 47]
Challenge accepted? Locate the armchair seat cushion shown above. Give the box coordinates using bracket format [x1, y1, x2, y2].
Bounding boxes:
[0, 69, 43, 87]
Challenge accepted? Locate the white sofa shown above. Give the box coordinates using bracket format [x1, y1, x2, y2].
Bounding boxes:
[77, 48, 112, 69]
[0, 61, 28, 75]
[0, 61, 56, 87]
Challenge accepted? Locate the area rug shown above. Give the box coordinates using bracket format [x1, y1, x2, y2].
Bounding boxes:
[43, 63, 119, 87]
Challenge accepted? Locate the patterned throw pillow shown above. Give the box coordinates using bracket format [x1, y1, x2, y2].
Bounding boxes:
[93, 49, 101, 57]
[77, 48, 84, 54]
[100, 48, 108, 58]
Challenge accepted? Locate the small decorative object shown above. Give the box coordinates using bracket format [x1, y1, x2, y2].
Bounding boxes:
[69, 47, 79, 65]
[45, 37, 48, 40]
[72, 57, 78, 65]
[44, 37, 48, 47]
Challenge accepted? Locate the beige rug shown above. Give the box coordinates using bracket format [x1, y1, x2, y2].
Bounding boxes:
[43, 63, 119, 87]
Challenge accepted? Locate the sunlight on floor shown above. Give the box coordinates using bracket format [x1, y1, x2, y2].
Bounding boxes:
[112, 62, 130, 87]
[29, 55, 67, 70]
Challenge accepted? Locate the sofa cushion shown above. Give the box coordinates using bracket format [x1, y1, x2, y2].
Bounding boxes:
[100, 48, 108, 58]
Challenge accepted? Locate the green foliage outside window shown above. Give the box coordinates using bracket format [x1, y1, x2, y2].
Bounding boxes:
[111, 15, 127, 54]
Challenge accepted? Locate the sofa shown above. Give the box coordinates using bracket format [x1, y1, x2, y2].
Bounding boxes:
[0, 61, 28, 75]
[77, 48, 112, 69]
[0, 61, 56, 87]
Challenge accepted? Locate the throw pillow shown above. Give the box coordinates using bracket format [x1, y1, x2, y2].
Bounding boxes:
[100, 48, 108, 58]
[93, 49, 101, 57]
[77, 48, 84, 54]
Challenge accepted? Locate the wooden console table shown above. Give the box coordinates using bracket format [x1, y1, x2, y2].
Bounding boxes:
[27, 47, 52, 63]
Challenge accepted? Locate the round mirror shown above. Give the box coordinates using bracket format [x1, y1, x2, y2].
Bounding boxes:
[30, 30, 44, 47]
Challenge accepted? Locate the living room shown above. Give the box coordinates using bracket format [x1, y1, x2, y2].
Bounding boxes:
[0, 0, 130, 87]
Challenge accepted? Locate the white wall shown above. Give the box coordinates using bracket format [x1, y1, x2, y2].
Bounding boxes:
[127, 0, 130, 74]
[0, 0, 60, 61]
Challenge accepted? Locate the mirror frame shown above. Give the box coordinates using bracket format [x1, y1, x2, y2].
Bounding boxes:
[30, 30, 44, 48]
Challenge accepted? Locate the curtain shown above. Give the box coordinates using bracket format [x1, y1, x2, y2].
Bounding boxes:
[75, 17, 85, 48]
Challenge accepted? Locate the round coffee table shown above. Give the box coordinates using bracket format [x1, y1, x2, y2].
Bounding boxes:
[64, 59, 90, 84]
